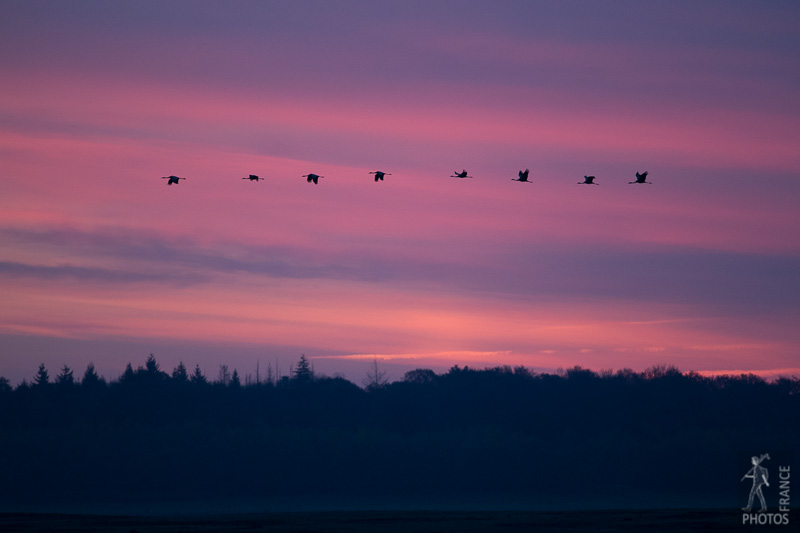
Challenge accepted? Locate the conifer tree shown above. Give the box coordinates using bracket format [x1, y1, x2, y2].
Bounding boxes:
[172, 361, 188, 382]
[33, 363, 49, 386]
[293, 354, 313, 383]
[120, 362, 136, 383]
[81, 363, 106, 389]
[55, 365, 75, 386]
[190, 364, 208, 385]
[144, 353, 167, 381]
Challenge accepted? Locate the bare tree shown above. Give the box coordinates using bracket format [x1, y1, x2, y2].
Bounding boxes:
[217, 364, 231, 386]
[266, 360, 274, 385]
[362, 358, 389, 390]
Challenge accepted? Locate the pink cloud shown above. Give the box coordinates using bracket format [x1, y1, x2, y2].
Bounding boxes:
[4, 64, 798, 177]
[2, 3, 799, 382]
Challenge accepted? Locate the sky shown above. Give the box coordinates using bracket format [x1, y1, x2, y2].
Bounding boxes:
[1, 1, 799, 385]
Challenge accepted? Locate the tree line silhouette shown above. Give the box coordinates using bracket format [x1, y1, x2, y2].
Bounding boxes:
[0, 355, 797, 507]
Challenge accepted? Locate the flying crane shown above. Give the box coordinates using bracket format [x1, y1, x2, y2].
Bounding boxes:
[512, 169, 531, 182]
[370, 171, 391, 182]
[162, 176, 185, 185]
[629, 171, 651, 184]
[303, 173, 323, 184]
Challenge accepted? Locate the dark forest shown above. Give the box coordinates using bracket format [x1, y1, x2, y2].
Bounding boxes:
[1, 355, 797, 510]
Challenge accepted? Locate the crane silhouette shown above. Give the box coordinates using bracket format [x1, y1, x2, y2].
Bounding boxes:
[512, 169, 531, 182]
[629, 171, 651, 184]
[162, 176, 185, 185]
[370, 171, 391, 182]
[243, 174, 263, 182]
[303, 173, 323, 184]
[451, 169, 473, 179]
[579, 175, 597, 185]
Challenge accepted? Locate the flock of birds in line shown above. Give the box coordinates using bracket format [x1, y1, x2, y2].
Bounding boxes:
[162, 170, 653, 186]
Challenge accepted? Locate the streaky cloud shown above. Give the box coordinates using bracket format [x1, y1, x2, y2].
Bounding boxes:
[0, 260, 205, 285]
[4, 225, 800, 317]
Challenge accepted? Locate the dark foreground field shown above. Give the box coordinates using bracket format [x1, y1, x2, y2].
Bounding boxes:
[0, 509, 757, 533]
[2, 365, 796, 531]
